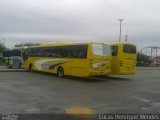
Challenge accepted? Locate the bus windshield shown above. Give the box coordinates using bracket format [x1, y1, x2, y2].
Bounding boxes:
[3, 50, 11, 57]
[123, 44, 136, 54]
[92, 44, 111, 56]
[3, 49, 22, 57]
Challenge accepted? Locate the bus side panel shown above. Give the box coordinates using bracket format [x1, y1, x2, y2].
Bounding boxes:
[24, 57, 91, 77]
[63, 59, 90, 77]
[23, 59, 29, 69]
[24, 43, 112, 77]
[89, 44, 111, 76]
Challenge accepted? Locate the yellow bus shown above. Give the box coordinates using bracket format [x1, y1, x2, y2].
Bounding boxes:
[23, 42, 111, 77]
[111, 42, 137, 75]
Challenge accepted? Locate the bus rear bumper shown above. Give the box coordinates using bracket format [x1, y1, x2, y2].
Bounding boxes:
[114, 71, 136, 75]
[89, 70, 111, 76]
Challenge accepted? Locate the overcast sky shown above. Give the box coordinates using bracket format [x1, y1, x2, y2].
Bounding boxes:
[0, 0, 160, 50]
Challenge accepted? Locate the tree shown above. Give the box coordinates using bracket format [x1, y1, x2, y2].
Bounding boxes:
[137, 52, 150, 66]
[0, 43, 6, 53]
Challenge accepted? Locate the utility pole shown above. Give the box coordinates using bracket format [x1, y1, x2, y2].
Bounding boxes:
[119, 19, 124, 42]
[125, 35, 128, 42]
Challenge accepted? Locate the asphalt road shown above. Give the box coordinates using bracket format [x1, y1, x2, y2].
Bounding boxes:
[0, 69, 159, 114]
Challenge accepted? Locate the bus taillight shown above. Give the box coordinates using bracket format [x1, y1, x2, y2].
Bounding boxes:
[120, 61, 123, 67]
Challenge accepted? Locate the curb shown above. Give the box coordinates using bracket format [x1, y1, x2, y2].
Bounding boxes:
[0, 69, 28, 72]
[137, 67, 160, 71]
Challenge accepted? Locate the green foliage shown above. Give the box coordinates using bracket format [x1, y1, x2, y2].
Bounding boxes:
[0, 43, 6, 53]
[137, 52, 150, 66]
[156, 56, 160, 60]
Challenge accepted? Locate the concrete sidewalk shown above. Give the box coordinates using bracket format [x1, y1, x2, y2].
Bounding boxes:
[0, 66, 8, 69]
[0, 69, 27, 72]
[0, 66, 27, 72]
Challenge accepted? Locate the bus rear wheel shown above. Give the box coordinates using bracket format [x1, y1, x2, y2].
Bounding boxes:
[57, 67, 64, 77]
[29, 64, 33, 72]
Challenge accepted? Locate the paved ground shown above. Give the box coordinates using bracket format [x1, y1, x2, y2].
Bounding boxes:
[0, 69, 159, 114]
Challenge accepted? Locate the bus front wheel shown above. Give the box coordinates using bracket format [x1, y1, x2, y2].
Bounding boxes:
[57, 67, 64, 77]
[19, 63, 22, 69]
[29, 64, 33, 72]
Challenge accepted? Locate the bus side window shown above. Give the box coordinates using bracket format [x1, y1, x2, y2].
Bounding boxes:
[112, 46, 118, 56]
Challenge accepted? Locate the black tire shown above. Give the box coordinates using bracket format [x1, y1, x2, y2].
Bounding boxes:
[57, 67, 64, 77]
[8, 65, 12, 69]
[18, 63, 22, 69]
[29, 64, 33, 72]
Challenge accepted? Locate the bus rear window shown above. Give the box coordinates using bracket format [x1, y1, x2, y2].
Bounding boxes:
[123, 44, 136, 54]
[111, 46, 118, 56]
[92, 44, 111, 56]
[11, 49, 21, 56]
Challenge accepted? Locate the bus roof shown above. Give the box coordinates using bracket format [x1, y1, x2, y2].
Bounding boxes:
[14, 46, 28, 49]
[110, 42, 136, 46]
[40, 41, 74, 46]
[3, 47, 27, 52]
[27, 41, 107, 48]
